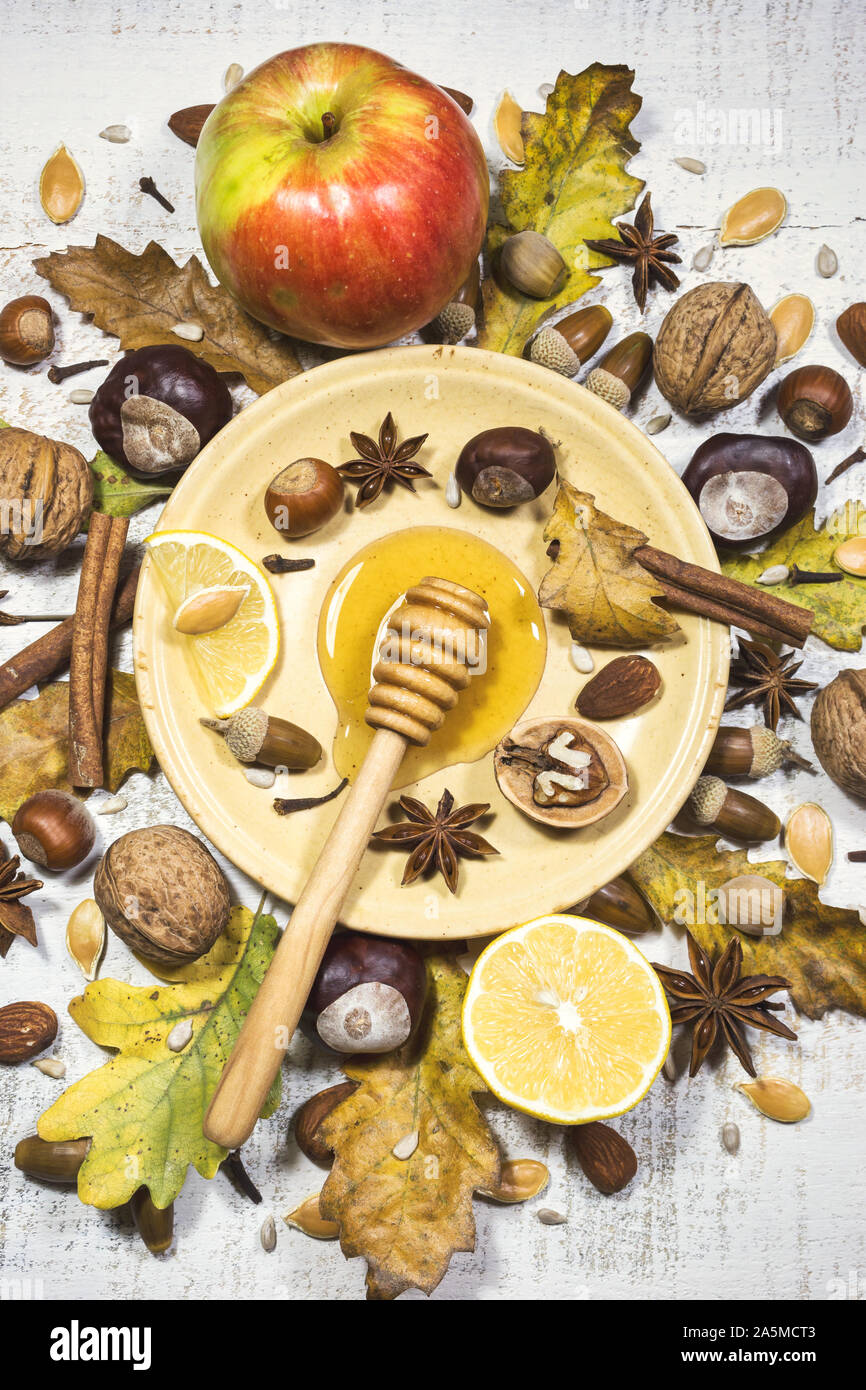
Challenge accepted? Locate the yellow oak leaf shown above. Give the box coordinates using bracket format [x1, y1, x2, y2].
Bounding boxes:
[478, 64, 644, 355]
[33, 235, 300, 395]
[722, 506, 866, 651]
[0, 672, 152, 824]
[629, 833, 866, 1019]
[318, 952, 500, 1301]
[38, 905, 281, 1209]
[538, 479, 680, 646]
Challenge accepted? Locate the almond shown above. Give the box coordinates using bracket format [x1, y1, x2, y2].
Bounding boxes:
[568, 1121, 637, 1194]
[576, 655, 661, 719]
[0, 1000, 58, 1064]
[167, 104, 216, 148]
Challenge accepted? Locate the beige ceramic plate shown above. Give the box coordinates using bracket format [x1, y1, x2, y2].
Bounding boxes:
[134, 345, 728, 939]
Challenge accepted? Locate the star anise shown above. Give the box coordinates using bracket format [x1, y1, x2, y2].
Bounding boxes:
[0, 852, 42, 958]
[338, 412, 431, 508]
[652, 930, 795, 1077]
[725, 636, 818, 730]
[584, 193, 681, 312]
[372, 788, 498, 894]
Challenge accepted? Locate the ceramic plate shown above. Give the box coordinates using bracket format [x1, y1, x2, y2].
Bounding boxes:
[134, 345, 728, 938]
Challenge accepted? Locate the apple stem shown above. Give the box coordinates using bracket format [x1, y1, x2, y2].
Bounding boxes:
[321, 111, 337, 141]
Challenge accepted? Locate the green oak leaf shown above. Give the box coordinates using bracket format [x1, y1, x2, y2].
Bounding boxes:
[38, 905, 281, 1209]
[89, 450, 173, 519]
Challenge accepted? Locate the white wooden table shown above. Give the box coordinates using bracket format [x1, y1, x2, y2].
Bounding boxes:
[1, 0, 864, 1302]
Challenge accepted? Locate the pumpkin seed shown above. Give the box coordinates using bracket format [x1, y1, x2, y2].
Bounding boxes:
[244, 766, 276, 789]
[719, 187, 787, 247]
[171, 321, 204, 342]
[32, 1057, 66, 1079]
[392, 1130, 419, 1160]
[770, 294, 815, 366]
[166, 1018, 194, 1053]
[494, 91, 524, 165]
[224, 62, 244, 92]
[570, 642, 594, 674]
[39, 144, 85, 224]
[757, 564, 791, 585]
[66, 899, 105, 981]
[738, 1076, 810, 1123]
[284, 1192, 339, 1240]
[445, 471, 461, 508]
[785, 802, 833, 886]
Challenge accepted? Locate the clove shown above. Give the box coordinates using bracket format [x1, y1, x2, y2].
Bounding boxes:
[273, 777, 348, 815]
[788, 565, 843, 586]
[221, 1149, 262, 1205]
[847, 850, 866, 863]
[47, 359, 109, 383]
[261, 554, 315, 574]
[826, 445, 866, 484]
[139, 176, 175, 212]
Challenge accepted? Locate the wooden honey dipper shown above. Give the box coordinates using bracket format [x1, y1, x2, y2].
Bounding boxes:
[204, 577, 489, 1149]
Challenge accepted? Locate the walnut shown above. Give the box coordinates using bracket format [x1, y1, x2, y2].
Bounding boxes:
[810, 669, 866, 799]
[0, 427, 93, 560]
[94, 825, 231, 965]
[653, 282, 777, 416]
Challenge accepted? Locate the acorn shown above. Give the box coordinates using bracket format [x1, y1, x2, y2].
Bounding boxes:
[530, 304, 613, 376]
[201, 707, 321, 769]
[500, 231, 568, 299]
[130, 1187, 174, 1255]
[585, 332, 653, 409]
[14, 1134, 91, 1183]
[430, 262, 480, 344]
[686, 776, 780, 842]
[580, 876, 656, 933]
[704, 725, 814, 778]
[264, 458, 344, 539]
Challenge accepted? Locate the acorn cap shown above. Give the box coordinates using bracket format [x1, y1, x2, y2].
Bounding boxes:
[433, 301, 476, 344]
[530, 327, 581, 377]
[585, 367, 631, 409]
[222, 706, 268, 762]
[688, 775, 727, 825]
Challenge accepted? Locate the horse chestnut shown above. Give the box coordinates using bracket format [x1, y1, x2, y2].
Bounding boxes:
[89, 345, 232, 473]
[682, 433, 817, 549]
[302, 931, 427, 1055]
[456, 426, 556, 509]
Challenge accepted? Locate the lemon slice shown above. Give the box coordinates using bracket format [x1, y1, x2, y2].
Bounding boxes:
[462, 914, 670, 1124]
[145, 529, 279, 716]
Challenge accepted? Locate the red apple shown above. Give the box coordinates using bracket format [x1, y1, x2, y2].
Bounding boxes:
[195, 43, 489, 349]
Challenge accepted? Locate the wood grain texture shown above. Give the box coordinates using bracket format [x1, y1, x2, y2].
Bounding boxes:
[1, 0, 866, 1302]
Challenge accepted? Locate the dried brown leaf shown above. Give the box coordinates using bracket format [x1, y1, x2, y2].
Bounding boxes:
[33, 235, 301, 395]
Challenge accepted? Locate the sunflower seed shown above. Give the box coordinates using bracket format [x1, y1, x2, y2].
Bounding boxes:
[96, 794, 128, 815]
[645, 413, 671, 436]
[756, 564, 790, 585]
[260, 1213, 277, 1252]
[662, 1052, 677, 1083]
[816, 244, 838, 278]
[537, 1208, 567, 1225]
[675, 156, 706, 175]
[570, 642, 594, 674]
[172, 321, 204, 341]
[692, 242, 715, 272]
[32, 1057, 66, 1079]
[68, 388, 94, 404]
[721, 1121, 740, 1154]
[224, 62, 244, 92]
[167, 1018, 193, 1052]
[445, 471, 462, 508]
[99, 124, 131, 143]
[392, 1130, 419, 1160]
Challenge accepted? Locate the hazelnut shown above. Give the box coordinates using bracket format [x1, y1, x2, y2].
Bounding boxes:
[682, 433, 817, 548]
[301, 931, 428, 1055]
[263, 458, 344, 538]
[777, 364, 853, 442]
[500, 231, 567, 299]
[0, 295, 55, 366]
[455, 426, 556, 509]
[93, 824, 231, 965]
[12, 790, 95, 870]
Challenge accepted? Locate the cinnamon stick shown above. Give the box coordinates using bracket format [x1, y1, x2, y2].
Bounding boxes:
[0, 565, 139, 713]
[636, 545, 813, 647]
[651, 576, 802, 647]
[68, 515, 129, 787]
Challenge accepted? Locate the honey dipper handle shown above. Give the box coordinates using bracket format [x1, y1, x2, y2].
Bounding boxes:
[203, 727, 407, 1151]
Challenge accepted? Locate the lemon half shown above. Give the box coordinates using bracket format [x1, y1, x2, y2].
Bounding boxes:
[145, 529, 279, 716]
[462, 914, 670, 1124]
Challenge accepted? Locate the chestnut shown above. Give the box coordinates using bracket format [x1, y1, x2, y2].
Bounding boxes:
[455, 426, 556, 509]
[12, 790, 96, 871]
[89, 345, 232, 473]
[0, 295, 55, 366]
[777, 364, 853, 442]
[682, 433, 817, 549]
[302, 931, 427, 1054]
[264, 457, 344, 538]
